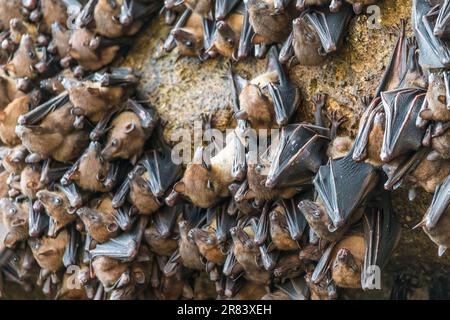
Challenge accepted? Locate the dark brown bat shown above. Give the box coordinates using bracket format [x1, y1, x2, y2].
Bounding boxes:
[311, 190, 400, 289]
[416, 174, 450, 256]
[246, 0, 297, 44]
[290, 4, 353, 66]
[305, 271, 337, 300]
[299, 154, 379, 241]
[0, 198, 29, 248]
[3, 245, 35, 281]
[234, 46, 300, 129]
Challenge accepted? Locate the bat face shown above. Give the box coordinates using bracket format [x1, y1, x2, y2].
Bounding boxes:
[305, 272, 337, 300]
[37, 189, 77, 237]
[189, 228, 226, 265]
[129, 170, 161, 215]
[76, 197, 120, 244]
[144, 225, 178, 256]
[177, 220, 204, 270]
[5, 246, 34, 280]
[266, 124, 330, 188]
[2, 145, 28, 174]
[421, 71, 450, 122]
[171, 26, 205, 57]
[5, 33, 40, 79]
[91, 255, 130, 291]
[28, 230, 69, 272]
[273, 253, 304, 282]
[211, 17, 242, 59]
[20, 165, 46, 199]
[292, 14, 326, 66]
[0, 198, 29, 248]
[269, 208, 298, 251]
[64, 141, 115, 192]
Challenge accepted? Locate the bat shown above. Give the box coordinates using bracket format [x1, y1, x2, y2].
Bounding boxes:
[299, 154, 379, 240]
[291, 4, 353, 66]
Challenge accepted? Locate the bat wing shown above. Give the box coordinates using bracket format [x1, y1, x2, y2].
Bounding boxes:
[361, 191, 401, 289]
[304, 4, 353, 55]
[283, 194, 309, 241]
[435, 0, 450, 38]
[311, 241, 336, 284]
[314, 155, 379, 229]
[266, 124, 329, 188]
[237, 6, 254, 60]
[267, 46, 300, 126]
[413, 0, 450, 69]
[276, 276, 309, 300]
[63, 225, 80, 267]
[380, 88, 427, 162]
[352, 98, 383, 161]
[215, 203, 237, 243]
[215, 0, 242, 20]
[164, 9, 191, 52]
[153, 205, 179, 238]
[28, 201, 48, 237]
[18, 92, 69, 126]
[424, 174, 450, 229]
[202, 17, 216, 53]
[90, 217, 148, 262]
[141, 129, 182, 198]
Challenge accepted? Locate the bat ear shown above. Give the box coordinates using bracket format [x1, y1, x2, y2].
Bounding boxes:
[173, 181, 185, 193]
[419, 109, 433, 120]
[125, 122, 135, 133]
[87, 87, 101, 95]
[251, 33, 268, 45]
[106, 222, 118, 233]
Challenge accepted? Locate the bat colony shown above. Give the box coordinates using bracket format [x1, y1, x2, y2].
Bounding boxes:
[0, 0, 448, 300]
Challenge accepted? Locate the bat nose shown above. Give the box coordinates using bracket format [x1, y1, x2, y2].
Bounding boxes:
[265, 177, 276, 188]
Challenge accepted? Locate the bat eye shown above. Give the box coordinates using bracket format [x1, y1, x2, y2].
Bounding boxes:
[206, 180, 214, 191]
[28, 50, 36, 59]
[52, 197, 62, 206]
[438, 95, 446, 104]
[206, 237, 214, 245]
[134, 271, 145, 284]
[111, 139, 118, 147]
[32, 241, 40, 250]
[185, 40, 193, 48]
[96, 172, 106, 182]
[8, 207, 17, 215]
[256, 164, 264, 173]
[12, 255, 20, 263]
[312, 209, 321, 218]
[226, 38, 234, 45]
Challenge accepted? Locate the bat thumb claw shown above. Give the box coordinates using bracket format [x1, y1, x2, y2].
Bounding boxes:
[412, 220, 425, 230]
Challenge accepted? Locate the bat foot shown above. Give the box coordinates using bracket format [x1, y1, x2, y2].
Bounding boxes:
[326, 111, 348, 139]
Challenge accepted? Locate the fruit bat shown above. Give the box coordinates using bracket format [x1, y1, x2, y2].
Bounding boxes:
[234, 46, 300, 128]
[246, 0, 297, 44]
[0, 198, 29, 248]
[413, 0, 450, 69]
[420, 71, 450, 122]
[265, 123, 330, 189]
[28, 229, 69, 273]
[290, 4, 353, 66]
[112, 127, 182, 213]
[215, 0, 241, 20]
[2, 145, 28, 174]
[311, 190, 400, 289]
[299, 154, 379, 240]
[163, 9, 191, 52]
[184, 0, 213, 19]
[144, 206, 179, 256]
[89, 216, 148, 262]
[416, 174, 450, 256]
[272, 253, 305, 283]
[379, 87, 427, 162]
[305, 271, 337, 300]
[61, 141, 124, 193]
[207, 3, 245, 59]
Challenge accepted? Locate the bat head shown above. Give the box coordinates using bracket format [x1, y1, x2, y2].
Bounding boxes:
[238, 83, 275, 129]
[171, 27, 204, 57]
[2, 146, 27, 174]
[0, 198, 29, 247]
[273, 253, 303, 280]
[28, 231, 68, 272]
[37, 189, 76, 234]
[6, 248, 34, 280]
[76, 205, 119, 243]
